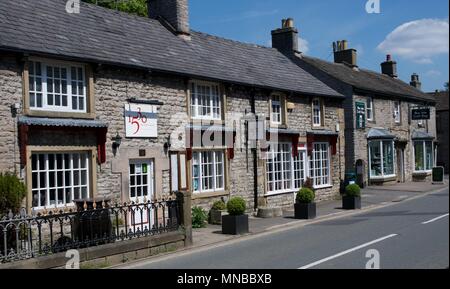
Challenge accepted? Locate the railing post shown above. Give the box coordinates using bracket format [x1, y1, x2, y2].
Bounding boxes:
[176, 191, 192, 247]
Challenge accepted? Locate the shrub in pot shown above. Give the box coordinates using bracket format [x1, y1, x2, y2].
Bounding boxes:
[222, 197, 249, 235]
[209, 200, 227, 225]
[343, 184, 362, 210]
[294, 188, 316, 219]
[192, 206, 208, 229]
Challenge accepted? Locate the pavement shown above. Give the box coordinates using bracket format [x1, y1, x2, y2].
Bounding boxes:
[114, 179, 449, 269]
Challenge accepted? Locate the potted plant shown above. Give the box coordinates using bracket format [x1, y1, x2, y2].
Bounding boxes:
[343, 184, 362, 210]
[209, 200, 227, 225]
[294, 188, 316, 219]
[192, 206, 208, 229]
[222, 197, 249, 235]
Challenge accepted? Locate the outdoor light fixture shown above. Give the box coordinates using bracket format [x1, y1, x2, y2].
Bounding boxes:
[112, 132, 122, 149]
[164, 136, 172, 151]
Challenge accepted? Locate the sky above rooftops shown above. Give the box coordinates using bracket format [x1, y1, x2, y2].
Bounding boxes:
[190, 0, 449, 92]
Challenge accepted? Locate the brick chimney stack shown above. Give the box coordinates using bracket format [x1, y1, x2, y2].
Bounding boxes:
[381, 54, 398, 78]
[333, 40, 357, 67]
[148, 0, 190, 39]
[271, 18, 299, 56]
[410, 73, 422, 90]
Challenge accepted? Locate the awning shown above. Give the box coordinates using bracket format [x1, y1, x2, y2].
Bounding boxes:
[267, 128, 301, 136]
[412, 130, 435, 140]
[18, 116, 108, 166]
[367, 128, 395, 140]
[306, 130, 339, 155]
[186, 124, 236, 133]
[18, 116, 108, 128]
[306, 130, 339, 137]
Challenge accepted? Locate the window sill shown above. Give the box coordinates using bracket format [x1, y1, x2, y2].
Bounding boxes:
[25, 109, 95, 120]
[370, 175, 397, 182]
[192, 190, 229, 200]
[413, 171, 432, 176]
[313, 185, 333, 190]
[264, 190, 297, 197]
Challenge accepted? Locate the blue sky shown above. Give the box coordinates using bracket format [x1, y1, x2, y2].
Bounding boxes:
[190, 0, 449, 92]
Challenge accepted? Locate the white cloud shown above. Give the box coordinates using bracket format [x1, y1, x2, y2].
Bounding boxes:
[298, 37, 309, 54]
[426, 70, 442, 77]
[377, 18, 449, 64]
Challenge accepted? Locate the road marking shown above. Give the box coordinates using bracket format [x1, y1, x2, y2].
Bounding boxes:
[421, 213, 449, 225]
[298, 234, 398, 269]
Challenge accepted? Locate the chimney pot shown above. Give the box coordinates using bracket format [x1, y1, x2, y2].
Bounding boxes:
[386, 54, 392, 62]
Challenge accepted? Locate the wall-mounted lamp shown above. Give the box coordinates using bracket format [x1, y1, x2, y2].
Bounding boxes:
[164, 136, 172, 153]
[112, 132, 122, 149]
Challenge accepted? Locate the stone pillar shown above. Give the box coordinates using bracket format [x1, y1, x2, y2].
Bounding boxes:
[176, 191, 192, 246]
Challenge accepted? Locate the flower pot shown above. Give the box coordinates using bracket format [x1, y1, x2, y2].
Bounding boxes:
[342, 196, 361, 210]
[294, 202, 317, 219]
[209, 209, 227, 225]
[222, 214, 249, 235]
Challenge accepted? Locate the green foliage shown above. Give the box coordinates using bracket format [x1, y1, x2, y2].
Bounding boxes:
[191, 206, 207, 229]
[296, 188, 315, 204]
[82, 0, 148, 17]
[0, 173, 26, 215]
[211, 200, 226, 211]
[227, 197, 246, 216]
[345, 184, 361, 197]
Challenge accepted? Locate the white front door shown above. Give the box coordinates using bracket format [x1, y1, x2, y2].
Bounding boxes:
[129, 160, 154, 226]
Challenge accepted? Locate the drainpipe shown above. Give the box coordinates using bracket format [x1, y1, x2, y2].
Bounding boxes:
[250, 89, 258, 212]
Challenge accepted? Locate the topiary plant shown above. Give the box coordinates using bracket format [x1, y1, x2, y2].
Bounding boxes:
[345, 184, 361, 197]
[211, 200, 226, 211]
[192, 206, 208, 229]
[227, 197, 246, 216]
[0, 173, 26, 216]
[296, 188, 315, 204]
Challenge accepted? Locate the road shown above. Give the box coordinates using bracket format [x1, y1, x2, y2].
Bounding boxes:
[119, 188, 449, 269]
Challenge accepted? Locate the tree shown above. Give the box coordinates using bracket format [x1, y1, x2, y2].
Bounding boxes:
[83, 0, 148, 17]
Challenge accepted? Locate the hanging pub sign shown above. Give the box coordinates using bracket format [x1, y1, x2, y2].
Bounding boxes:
[411, 107, 430, 120]
[124, 103, 158, 138]
[355, 102, 366, 129]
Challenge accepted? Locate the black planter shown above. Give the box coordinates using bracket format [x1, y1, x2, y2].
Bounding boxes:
[222, 214, 249, 235]
[342, 196, 362, 210]
[294, 202, 317, 219]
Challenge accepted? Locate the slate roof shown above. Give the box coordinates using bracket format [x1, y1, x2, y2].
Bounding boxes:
[411, 130, 435, 140]
[0, 0, 342, 98]
[428, 91, 449, 111]
[18, 116, 108, 128]
[299, 55, 435, 103]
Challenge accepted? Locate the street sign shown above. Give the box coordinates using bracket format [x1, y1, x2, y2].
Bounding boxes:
[355, 102, 366, 129]
[411, 108, 430, 120]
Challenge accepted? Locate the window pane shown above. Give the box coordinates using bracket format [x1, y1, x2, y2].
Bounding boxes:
[415, 142, 424, 171]
[383, 141, 394, 175]
[425, 142, 433, 170]
[369, 141, 382, 177]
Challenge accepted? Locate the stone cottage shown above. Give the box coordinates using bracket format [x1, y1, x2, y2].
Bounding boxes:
[283, 29, 437, 186]
[0, 0, 345, 214]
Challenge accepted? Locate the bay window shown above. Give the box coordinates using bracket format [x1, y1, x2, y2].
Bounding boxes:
[414, 141, 433, 172]
[369, 140, 395, 178]
[190, 82, 221, 120]
[266, 144, 306, 195]
[29, 60, 86, 113]
[192, 151, 224, 194]
[309, 143, 331, 187]
[31, 152, 90, 209]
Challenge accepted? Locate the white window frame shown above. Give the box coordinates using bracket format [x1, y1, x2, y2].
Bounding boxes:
[413, 140, 434, 173]
[129, 160, 154, 201]
[28, 59, 87, 113]
[190, 81, 222, 121]
[192, 150, 225, 194]
[366, 97, 374, 121]
[312, 98, 322, 127]
[271, 95, 282, 125]
[309, 142, 331, 189]
[368, 140, 396, 179]
[266, 144, 308, 196]
[31, 152, 90, 210]
[393, 101, 401, 124]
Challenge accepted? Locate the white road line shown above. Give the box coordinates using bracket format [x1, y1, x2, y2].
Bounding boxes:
[422, 213, 450, 225]
[298, 234, 398, 269]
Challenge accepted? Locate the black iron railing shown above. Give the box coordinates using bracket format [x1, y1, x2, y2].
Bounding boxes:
[0, 197, 180, 263]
